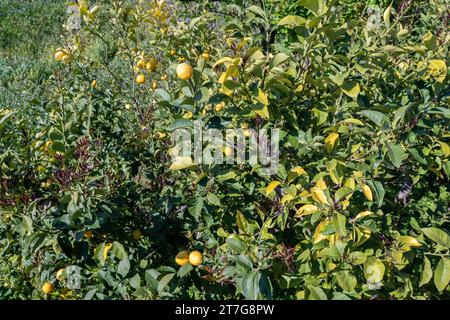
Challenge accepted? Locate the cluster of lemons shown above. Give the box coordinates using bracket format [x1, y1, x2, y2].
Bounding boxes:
[175, 250, 203, 267]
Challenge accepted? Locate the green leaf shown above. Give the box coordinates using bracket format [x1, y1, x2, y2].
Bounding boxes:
[366, 180, 385, 208]
[364, 257, 385, 283]
[187, 196, 204, 218]
[206, 193, 221, 206]
[305, 285, 328, 300]
[278, 15, 306, 27]
[299, 0, 326, 16]
[422, 228, 450, 248]
[118, 259, 130, 278]
[167, 119, 193, 131]
[434, 258, 450, 292]
[130, 274, 141, 289]
[336, 270, 357, 292]
[236, 210, 249, 234]
[360, 110, 388, 127]
[419, 256, 433, 287]
[226, 236, 247, 253]
[111, 241, 128, 260]
[154, 88, 171, 102]
[229, 254, 253, 270]
[386, 142, 407, 168]
[332, 213, 347, 237]
[177, 263, 193, 278]
[271, 53, 290, 68]
[157, 273, 175, 294]
[334, 186, 353, 202]
[247, 5, 266, 19]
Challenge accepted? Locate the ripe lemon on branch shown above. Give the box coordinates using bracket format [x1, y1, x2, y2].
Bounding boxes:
[189, 251, 203, 266]
[175, 251, 190, 266]
[136, 74, 146, 84]
[176, 63, 193, 80]
[42, 282, 54, 294]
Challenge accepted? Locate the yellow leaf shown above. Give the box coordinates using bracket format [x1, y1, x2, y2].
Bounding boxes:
[315, 178, 327, 190]
[341, 81, 360, 98]
[213, 57, 234, 68]
[325, 132, 339, 153]
[383, 4, 391, 27]
[361, 184, 373, 201]
[169, 157, 195, 170]
[438, 141, 450, 158]
[281, 194, 295, 204]
[266, 181, 281, 196]
[313, 219, 330, 244]
[341, 198, 350, 209]
[428, 59, 447, 83]
[344, 177, 356, 190]
[256, 88, 269, 105]
[311, 187, 329, 205]
[296, 204, 319, 217]
[291, 166, 306, 175]
[103, 243, 112, 260]
[354, 211, 374, 221]
[341, 118, 364, 126]
[255, 105, 270, 120]
[398, 235, 422, 248]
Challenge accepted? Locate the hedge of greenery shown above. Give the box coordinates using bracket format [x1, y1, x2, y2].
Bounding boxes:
[0, 0, 449, 300]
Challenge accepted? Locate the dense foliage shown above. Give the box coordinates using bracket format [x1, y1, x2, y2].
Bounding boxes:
[0, 0, 449, 300]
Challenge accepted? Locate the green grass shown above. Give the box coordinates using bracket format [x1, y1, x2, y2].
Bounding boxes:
[0, 0, 66, 109]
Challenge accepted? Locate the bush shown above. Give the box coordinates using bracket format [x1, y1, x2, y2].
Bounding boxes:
[0, 0, 449, 300]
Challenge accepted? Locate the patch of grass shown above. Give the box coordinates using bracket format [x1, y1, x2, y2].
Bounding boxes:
[0, 0, 66, 109]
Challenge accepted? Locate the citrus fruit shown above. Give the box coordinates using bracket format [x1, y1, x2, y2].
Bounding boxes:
[189, 251, 203, 266]
[146, 57, 158, 71]
[175, 251, 190, 266]
[136, 74, 146, 84]
[42, 282, 54, 294]
[176, 63, 193, 80]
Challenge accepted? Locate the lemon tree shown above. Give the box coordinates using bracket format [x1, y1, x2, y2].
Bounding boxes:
[0, 0, 449, 300]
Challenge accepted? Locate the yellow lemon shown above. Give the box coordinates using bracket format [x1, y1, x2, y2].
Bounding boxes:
[189, 251, 203, 266]
[176, 63, 193, 80]
[54, 50, 65, 61]
[56, 269, 65, 281]
[42, 282, 54, 294]
[146, 57, 158, 71]
[91, 80, 97, 88]
[175, 251, 190, 266]
[223, 146, 233, 157]
[132, 229, 142, 240]
[201, 52, 210, 60]
[170, 49, 177, 56]
[136, 74, 146, 84]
